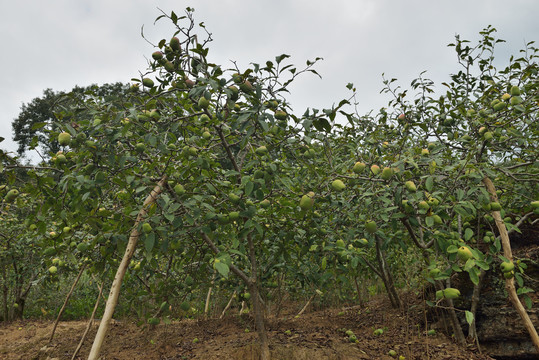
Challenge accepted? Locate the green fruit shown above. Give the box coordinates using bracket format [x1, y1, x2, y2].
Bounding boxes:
[510, 85, 521, 96]
[418, 201, 429, 211]
[353, 162, 366, 173]
[229, 211, 240, 221]
[152, 51, 163, 60]
[503, 270, 514, 279]
[331, 179, 346, 191]
[229, 193, 240, 203]
[240, 80, 254, 93]
[260, 199, 271, 208]
[77, 243, 89, 252]
[500, 261, 514, 273]
[442, 288, 461, 299]
[358, 238, 369, 246]
[421, 148, 430, 156]
[274, 110, 288, 120]
[142, 78, 154, 88]
[483, 131, 493, 141]
[48, 266, 58, 274]
[188, 147, 198, 156]
[501, 93, 511, 101]
[198, 97, 210, 109]
[62, 226, 71, 234]
[255, 146, 268, 155]
[55, 154, 67, 164]
[174, 184, 185, 195]
[490, 202, 502, 211]
[427, 329, 436, 336]
[510, 96, 523, 106]
[493, 102, 506, 112]
[135, 143, 146, 153]
[457, 246, 473, 261]
[388, 350, 397, 358]
[58, 132, 72, 146]
[170, 36, 181, 51]
[299, 194, 314, 211]
[217, 214, 229, 224]
[336, 239, 345, 248]
[164, 61, 175, 72]
[5, 189, 19, 202]
[380, 167, 393, 180]
[142, 223, 152, 233]
[148, 318, 160, 325]
[365, 221, 377, 234]
[531, 200, 539, 209]
[432, 215, 443, 225]
[43, 247, 57, 256]
[202, 131, 211, 140]
[405, 181, 417, 192]
[370, 164, 380, 175]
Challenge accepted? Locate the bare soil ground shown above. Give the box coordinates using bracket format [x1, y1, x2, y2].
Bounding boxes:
[0, 294, 494, 360]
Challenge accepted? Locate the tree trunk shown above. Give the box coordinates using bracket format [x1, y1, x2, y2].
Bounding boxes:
[482, 176, 539, 353]
[468, 269, 486, 343]
[87, 177, 167, 360]
[1, 264, 8, 321]
[247, 234, 270, 360]
[375, 235, 402, 308]
[49, 264, 86, 344]
[13, 297, 24, 320]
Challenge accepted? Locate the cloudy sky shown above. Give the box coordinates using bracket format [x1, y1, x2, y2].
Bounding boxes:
[1, 0, 537, 161]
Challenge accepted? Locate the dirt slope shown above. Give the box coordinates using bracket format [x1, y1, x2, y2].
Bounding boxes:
[0, 295, 494, 360]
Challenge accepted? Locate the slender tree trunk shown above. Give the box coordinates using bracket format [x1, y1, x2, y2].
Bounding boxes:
[204, 273, 215, 318]
[72, 279, 104, 360]
[247, 234, 270, 360]
[1, 265, 8, 321]
[468, 269, 486, 343]
[375, 235, 402, 308]
[483, 177, 539, 353]
[49, 264, 86, 344]
[87, 177, 167, 360]
[220, 290, 237, 319]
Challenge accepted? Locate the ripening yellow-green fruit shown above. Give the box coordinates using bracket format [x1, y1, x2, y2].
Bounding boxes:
[274, 110, 288, 120]
[170, 36, 181, 51]
[510, 85, 521, 96]
[353, 162, 366, 173]
[331, 179, 346, 191]
[5, 189, 19, 202]
[255, 146, 268, 155]
[58, 132, 72, 146]
[370, 164, 381, 175]
[500, 261, 514, 273]
[299, 194, 314, 211]
[405, 181, 417, 192]
[142, 78, 154, 88]
[380, 167, 393, 181]
[142, 223, 152, 233]
[365, 220, 377, 234]
[442, 288, 461, 299]
[457, 246, 473, 261]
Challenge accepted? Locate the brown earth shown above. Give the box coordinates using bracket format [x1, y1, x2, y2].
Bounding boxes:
[0, 294, 495, 360]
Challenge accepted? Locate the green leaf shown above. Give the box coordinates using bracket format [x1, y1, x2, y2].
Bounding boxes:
[468, 266, 479, 285]
[425, 216, 434, 227]
[464, 228, 474, 241]
[214, 262, 229, 278]
[425, 176, 434, 192]
[245, 181, 254, 197]
[465, 311, 474, 326]
[145, 233, 155, 254]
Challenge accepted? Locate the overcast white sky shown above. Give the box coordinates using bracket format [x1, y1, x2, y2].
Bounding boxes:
[1, 0, 537, 161]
